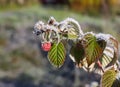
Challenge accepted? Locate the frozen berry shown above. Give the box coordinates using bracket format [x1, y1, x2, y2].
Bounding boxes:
[41, 42, 51, 51]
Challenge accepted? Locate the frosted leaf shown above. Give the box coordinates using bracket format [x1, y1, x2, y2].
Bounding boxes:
[58, 23, 68, 32]
[61, 17, 84, 35]
[78, 31, 95, 41]
[95, 33, 110, 42]
[48, 16, 59, 26]
[95, 33, 117, 46]
[34, 21, 45, 35]
[34, 21, 44, 30]
[48, 16, 56, 24]
[95, 33, 118, 55]
[104, 47, 114, 58]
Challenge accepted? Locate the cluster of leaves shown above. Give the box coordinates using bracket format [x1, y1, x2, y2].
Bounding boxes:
[34, 17, 120, 87]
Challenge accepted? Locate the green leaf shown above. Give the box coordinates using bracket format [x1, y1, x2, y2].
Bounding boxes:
[84, 33, 104, 66]
[91, 39, 119, 75]
[101, 69, 120, 87]
[70, 40, 85, 67]
[48, 42, 66, 68]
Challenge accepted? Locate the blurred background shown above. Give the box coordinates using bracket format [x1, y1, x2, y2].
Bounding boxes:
[0, 0, 120, 87]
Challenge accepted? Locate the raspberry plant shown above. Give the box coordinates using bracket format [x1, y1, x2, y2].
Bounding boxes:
[34, 17, 120, 87]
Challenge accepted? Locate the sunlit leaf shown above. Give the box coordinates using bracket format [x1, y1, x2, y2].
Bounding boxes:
[92, 47, 113, 75]
[94, 35, 118, 74]
[48, 42, 66, 68]
[68, 27, 78, 39]
[92, 53, 113, 75]
[91, 37, 119, 75]
[84, 33, 104, 66]
[101, 68, 120, 87]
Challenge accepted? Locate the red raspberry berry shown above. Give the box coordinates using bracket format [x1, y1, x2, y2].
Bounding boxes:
[41, 42, 51, 51]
